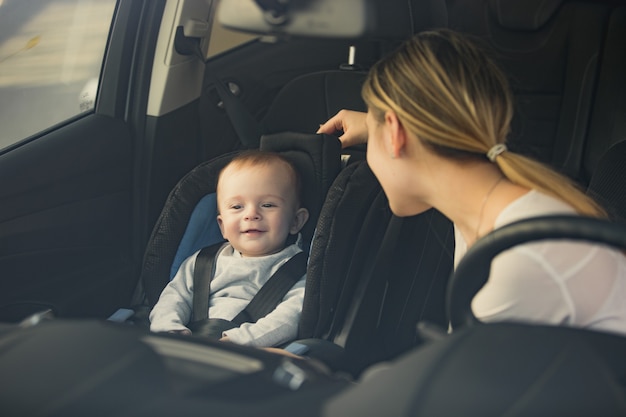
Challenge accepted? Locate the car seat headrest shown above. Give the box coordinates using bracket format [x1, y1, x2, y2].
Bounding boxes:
[369, 0, 448, 39]
[488, 0, 563, 31]
[261, 71, 368, 135]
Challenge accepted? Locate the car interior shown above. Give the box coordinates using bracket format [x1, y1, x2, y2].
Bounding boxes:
[0, 0, 625, 415]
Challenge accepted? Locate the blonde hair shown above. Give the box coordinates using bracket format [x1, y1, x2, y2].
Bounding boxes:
[362, 29, 606, 217]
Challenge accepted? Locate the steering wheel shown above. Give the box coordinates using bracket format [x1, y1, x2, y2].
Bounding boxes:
[447, 215, 626, 331]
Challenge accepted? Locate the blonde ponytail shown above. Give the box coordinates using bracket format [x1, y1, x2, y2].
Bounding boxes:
[495, 152, 606, 217]
[363, 29, 606, 218]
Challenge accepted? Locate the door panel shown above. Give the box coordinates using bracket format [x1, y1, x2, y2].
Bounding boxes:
[0, 115, 133, 321]
[0, 0, 170, 322]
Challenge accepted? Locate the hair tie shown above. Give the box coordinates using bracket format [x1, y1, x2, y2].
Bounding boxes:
[487, 144, 507, 162]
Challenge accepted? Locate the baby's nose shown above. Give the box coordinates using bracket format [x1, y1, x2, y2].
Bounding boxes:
[244, 207, 261, 220]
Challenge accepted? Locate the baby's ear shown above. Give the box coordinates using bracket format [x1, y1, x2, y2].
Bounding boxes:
[290, 207, 309, 234]
[217, 215, 226, 238]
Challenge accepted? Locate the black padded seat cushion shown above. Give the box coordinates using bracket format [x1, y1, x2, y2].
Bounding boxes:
[300, 161, 392, 339]
[299, 159, 454, 375]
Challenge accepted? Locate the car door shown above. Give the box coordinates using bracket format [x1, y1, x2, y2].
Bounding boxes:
[0, 0, 165, 321]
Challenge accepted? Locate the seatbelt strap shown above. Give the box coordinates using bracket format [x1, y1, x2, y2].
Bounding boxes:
[232, 251, 307, 325]
[192, 246, 307, 323]
[192, 242, 227, 321]
[206, 70, 262, 148]
[175, 26, 261, 149]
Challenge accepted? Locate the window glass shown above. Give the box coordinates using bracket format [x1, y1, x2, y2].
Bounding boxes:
[0, 0, 117, 150]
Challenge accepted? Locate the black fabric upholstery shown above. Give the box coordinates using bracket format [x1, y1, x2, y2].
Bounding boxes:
[488, 0, 563, 30]
[261, 71, 368, 135]
[335, 209, 454, 373]
[368, 0, 450, 38]
[447, 0, 610, 180]
[301, 162, 392, 339]
[582, 6, 626, 182]
[582, 8, 626, 221]
[299, 161, 454, 375]
[587, 140, 626, 224]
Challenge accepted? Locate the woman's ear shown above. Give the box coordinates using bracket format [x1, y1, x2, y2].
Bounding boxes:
[385, 111, 407, 158]
[290, 207, 310, 234]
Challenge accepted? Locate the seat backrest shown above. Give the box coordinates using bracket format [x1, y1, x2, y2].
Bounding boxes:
[323, 322, 626, 417]
[300, 161, 455, 375]
[582, 6, 626, 221]
[300, 162, 392, 339]
[139, 134, 341, 308]
[261, 70, 369, 135]
[447, 0, 611, 181]
[582, 6, 626, 183]
[587, 140, 626, 224]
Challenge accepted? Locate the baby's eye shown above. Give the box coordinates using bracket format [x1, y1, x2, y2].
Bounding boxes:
[261, 203, 276, 208]
[230, 204, 242, 210]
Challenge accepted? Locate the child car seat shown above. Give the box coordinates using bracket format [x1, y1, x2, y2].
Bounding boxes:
[138, 133, 342, 311]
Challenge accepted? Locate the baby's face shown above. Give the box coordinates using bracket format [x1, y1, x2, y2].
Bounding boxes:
[217, 162, 304, 257]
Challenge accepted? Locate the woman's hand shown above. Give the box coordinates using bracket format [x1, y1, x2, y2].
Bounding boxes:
[317, 109, 368, 148]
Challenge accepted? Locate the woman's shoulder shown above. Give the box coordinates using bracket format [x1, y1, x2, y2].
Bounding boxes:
[496, 189, 576, 227]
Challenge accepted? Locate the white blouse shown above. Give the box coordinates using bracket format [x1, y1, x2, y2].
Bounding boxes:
[454, 190, 626, 336]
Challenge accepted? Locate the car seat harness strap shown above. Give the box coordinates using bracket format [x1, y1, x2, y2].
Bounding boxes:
[189, 242, 307, 338]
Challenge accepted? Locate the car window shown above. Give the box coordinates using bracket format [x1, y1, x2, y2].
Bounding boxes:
[0, 0, 117, 151]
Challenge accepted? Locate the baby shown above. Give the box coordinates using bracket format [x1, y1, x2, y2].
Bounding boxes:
[149, 151, 309, 347]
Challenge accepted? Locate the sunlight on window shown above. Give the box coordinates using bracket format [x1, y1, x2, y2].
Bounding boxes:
[0, 0, 116, 149]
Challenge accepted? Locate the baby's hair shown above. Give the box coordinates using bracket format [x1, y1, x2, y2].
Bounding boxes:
[218, 150, 303, 206]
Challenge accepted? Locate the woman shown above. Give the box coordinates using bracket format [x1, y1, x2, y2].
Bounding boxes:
[317, 29, 626, 335]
